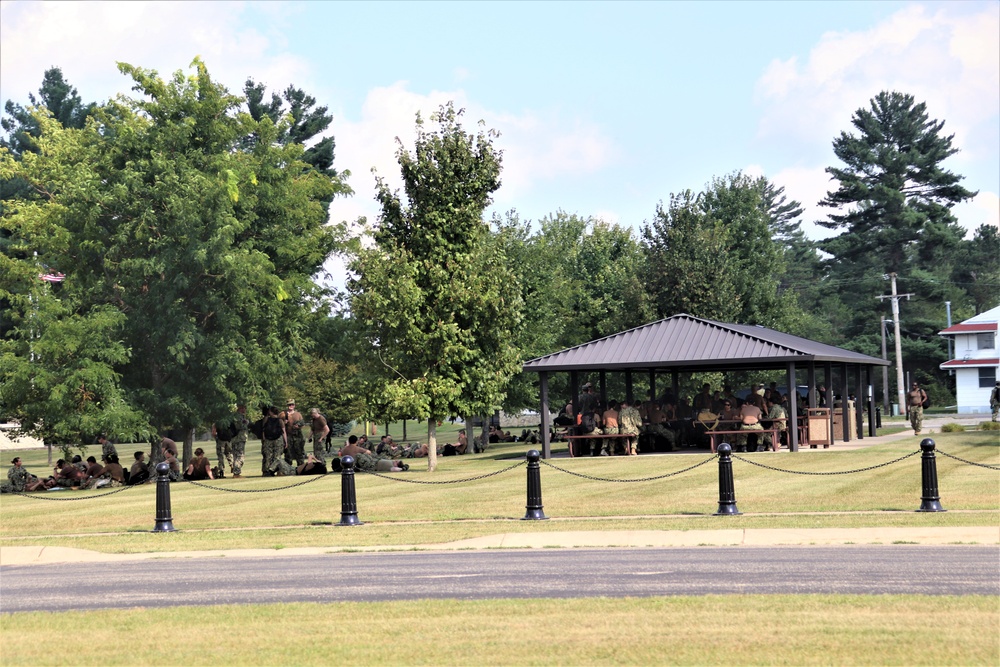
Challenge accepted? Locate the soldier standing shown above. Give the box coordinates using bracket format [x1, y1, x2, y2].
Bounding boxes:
[282, 399, 306, 466]
[309, 408, 330, 464]
[907, 382, 928, 436]
[230, 405, 249, 478]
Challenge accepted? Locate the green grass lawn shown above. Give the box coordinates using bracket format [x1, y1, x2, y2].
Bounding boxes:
[2, 432, 997, 552]
[1, 596, 996, 666]
[2, 431, 997, 667]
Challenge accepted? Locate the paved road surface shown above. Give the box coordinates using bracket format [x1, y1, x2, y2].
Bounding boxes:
[2, 545, 997, 613]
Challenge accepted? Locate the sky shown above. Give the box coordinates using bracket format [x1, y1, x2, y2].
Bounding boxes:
[2, 0, 998, 284]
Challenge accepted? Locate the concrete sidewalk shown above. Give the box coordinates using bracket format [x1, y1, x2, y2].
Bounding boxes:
[2, 526, 997, 566]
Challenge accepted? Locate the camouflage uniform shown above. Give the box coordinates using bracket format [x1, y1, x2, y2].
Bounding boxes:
[285, 414, 306, 466]
[1, 465, 30, 493]
[737, 423, 764, 451]
[763, 403, 787, 451]
[101, 440, 118, 461]
[991, 385, 1000, 422]
[618, 405, 643, 455]
[231, 413, 249, 476]
[215, 425, 234, 476]
[353, 452, 402, 472]
[261, 436, 284, 476]
[907, 387, 926, 435]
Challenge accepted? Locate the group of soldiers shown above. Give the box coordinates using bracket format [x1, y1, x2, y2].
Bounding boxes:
[215, 399, 331, 478]
[562, 381, 791, 455]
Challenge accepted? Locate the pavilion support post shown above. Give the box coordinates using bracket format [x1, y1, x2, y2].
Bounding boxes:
[599, 371, 607, 407]
[570, 370, 580, 421]
[625, 371, 633, 405]
[866, 366, 877, 436]
[840, 362, 850, 442]
[786, 361, 799, 452]
[824, 362, 834, 442]
[854, 364, 864, 439]
[648, 369, 656, 402]
[807, 365, 817, 408]
[539, 371, 551, 460]
[672, 371, 679, 403]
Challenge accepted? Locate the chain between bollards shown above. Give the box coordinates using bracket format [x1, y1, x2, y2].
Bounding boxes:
[152, 462, 176, 532]
[714, 442, 741, 516]
[916, 438, 946, 512]
[522, 449, 548, 520]
[337, 455, 363, 526]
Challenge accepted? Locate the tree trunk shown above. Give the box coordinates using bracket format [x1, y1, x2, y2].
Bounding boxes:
[403, 419, 407, 441]
[182, 427, 194, 467]
[426, 418, 437, 472]
[464, 415, 474, 453]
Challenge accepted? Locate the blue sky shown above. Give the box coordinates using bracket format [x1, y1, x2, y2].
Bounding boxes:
[2, 0, 997, 262]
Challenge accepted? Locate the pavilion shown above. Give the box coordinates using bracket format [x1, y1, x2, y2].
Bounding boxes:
[522, 314, 891, 458]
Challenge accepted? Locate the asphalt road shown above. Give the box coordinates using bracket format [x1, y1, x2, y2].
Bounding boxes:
[2, 545, 997, 613]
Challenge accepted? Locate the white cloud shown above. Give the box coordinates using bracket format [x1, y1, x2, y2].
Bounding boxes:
[954, 191, 1000, 234]
[766, 165, 839, 240]
[754, 3, 1000, 161]
[0, 1, 314, 106]
[326, 82, 617, 228]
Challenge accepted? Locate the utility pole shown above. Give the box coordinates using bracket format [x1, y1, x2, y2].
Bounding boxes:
[876, 273, 913, 416]
[880, 316, 890, 414]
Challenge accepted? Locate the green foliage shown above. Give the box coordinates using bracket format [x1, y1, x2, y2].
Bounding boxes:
[979, 421, 1000, 431]
[349, 103, 523, 467]
[0, 59, 349, 454]
[940, 423, 965, 433]
[641, 173, 805, 332]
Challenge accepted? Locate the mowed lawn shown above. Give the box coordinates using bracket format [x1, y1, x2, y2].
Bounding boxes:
[1, 431, 997, 552]
[1, 431, 997, 666]
[1, 596, 997, 666]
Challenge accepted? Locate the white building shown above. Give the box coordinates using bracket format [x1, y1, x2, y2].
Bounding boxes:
[938, 305, 999, 413]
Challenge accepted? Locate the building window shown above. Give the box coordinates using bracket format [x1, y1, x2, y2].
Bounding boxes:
[980, 367, 997, 388]
[977, 332, 995, 350]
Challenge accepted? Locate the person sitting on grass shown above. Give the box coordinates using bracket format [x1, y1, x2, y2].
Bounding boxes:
[1, 457, 54, 493]
[53, 459, 85, 488]
[183, 447, 215, 480]
[162, 442, 182, 482]
[127, 451, 150, 485]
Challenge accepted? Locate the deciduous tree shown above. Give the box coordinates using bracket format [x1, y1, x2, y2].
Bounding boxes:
[348, 103, 522, 471]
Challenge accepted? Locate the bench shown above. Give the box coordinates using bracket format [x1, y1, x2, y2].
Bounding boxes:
[563, 433, 635, 457]
[706, 428, 780, 453]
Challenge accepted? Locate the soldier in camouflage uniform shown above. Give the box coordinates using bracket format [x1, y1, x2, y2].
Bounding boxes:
[353, 451, 408, 472]
[213, 418, 235, 478]
[763, 400, 787, 451]
[230, 405, 249, 478]
[282, 400, 306, 466]
[1, 457, 52, 493]
[260, 406, 287, 476]
[98, 435, 118, 461]
[618, 400, 643, 456]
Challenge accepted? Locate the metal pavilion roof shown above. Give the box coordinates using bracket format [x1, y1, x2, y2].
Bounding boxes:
[522, 314, 889, 373]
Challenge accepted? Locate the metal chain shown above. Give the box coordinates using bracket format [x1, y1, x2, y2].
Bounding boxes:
[539, 455, 718, 482]
[731, 450, 920, 475]
[180, 473, 334, 493]
[359, 460, 526, 484]
[935, 449, 1000, 470]
[7, 478, 152, 501]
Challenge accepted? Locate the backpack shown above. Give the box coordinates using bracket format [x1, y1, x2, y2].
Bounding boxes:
[921, 393, 930, 410]
[216, 421, 238, 442]
[263, 417, 283, 440]
[580, 411, 597, 434]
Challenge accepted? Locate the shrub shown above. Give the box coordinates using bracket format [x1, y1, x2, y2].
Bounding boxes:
[978, 421, 1000, 431]
[940, 423, 965, 433]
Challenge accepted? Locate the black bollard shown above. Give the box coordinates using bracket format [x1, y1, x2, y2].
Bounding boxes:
[714, 442, 741, 516]
[152, 461, 176, 532]
[916, 438, 946, 512]
[337, 455, 363, 526]
[522, 449, 548, 520]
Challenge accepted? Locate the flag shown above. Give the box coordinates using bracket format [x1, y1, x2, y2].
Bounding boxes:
[39, 273, 65, 283]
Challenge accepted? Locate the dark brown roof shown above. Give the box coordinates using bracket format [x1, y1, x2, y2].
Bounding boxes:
[522, 314, 889, 373]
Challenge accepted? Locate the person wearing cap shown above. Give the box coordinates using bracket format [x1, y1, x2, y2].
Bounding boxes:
[281, 400, 306, 467]
[97, 434, 118, 461]
[906, 382, 928, 436]
[989, 381, 999, 423]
